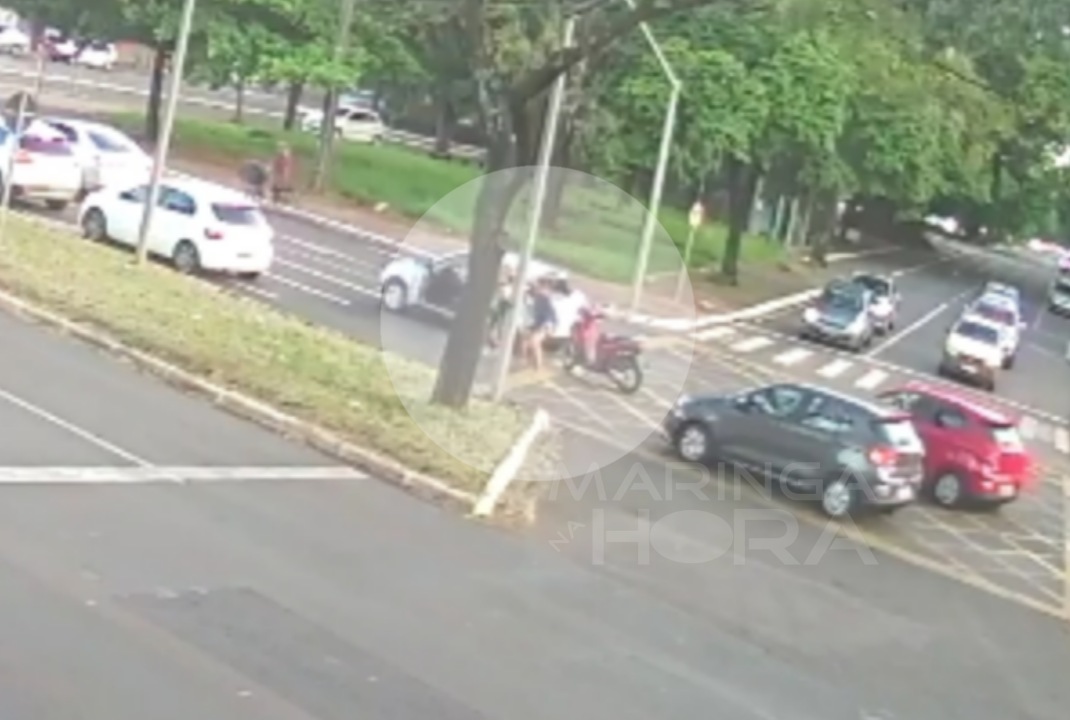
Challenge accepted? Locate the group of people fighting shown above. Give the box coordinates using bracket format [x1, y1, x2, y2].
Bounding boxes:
[487, 268, 600, 372]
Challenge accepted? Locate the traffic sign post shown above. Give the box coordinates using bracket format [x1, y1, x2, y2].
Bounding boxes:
[675, 200, 704, 302]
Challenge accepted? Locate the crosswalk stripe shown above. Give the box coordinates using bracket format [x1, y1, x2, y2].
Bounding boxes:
[1033, 421, 1054, 443]
[817, 359, 853, 378]
[854, 369, 888, 390]
[773, 347, 813, 366]
[1054, 427, 1070, 453]
[1018, 416, 1039, 439]
[731, 336, 774, 353]
[693, 326, 735, 341]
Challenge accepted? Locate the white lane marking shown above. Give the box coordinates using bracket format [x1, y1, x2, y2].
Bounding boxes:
[772, 347, 813, 366]
[817, 358, 853, 378]
[854, 369, 888, 390]
[0, 388, 149, 465]
[1055, 427, 1070, 453]
[1019, 415, 1040, 439]
[277, 245, 380, 281]
[0, 466, 366, 483]
[889, 258, 947, 278]
[731, 336, 774, 353]
[277, 235, 385, 273]
[274, 258, 380, 298]
[266, 274, 351, 305]
[235, 283, 278, 300]
[692, 326, 736, 341]
[865, 288, 972, 357]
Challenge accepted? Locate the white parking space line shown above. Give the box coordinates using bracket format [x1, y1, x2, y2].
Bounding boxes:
[772, 347, 813, 366]
[0, 466, 366, 483]
[267, 274, 351, 305]
[693, 326, 736, 341]
[865, 288, 972, 357]
[1019, 415, 1040, 440]
[854, 369, 888, 390]
[731, 336, 774, 353]
[1054, 427, 1070, 453]
[817, 358, 853, 378]
[274, 258, 380, 298]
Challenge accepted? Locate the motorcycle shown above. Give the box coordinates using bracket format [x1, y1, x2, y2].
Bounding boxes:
[562, 309, 643, 393]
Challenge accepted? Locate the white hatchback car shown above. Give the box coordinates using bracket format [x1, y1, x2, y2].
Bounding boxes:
[78, 177, 274, 278]
[74, 41, 117, 70]
[300, 106, 385, 143]
[0, 119, 83, 209]
[965, 292, 1024, 368]
[43, 118, 152, 194]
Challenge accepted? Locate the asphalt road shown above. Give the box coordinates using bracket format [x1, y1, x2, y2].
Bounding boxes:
[4, 277, 1070, 719]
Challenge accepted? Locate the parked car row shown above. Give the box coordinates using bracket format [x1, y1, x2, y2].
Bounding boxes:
[0, 26, 117, 68]
[799, 272, 900, 351]
[939, 281, 1024, 392]
[665, 380, 1034, 519]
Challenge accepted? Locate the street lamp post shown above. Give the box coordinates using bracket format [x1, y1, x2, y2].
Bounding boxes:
[625, 9, 680, 313]
[491, 15, 577, 402]
[134, 0, 197, 265]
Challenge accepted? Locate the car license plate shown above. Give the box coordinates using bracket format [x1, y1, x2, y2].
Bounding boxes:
[895, 485, 914, 501]
[998, 484, 1016, 497]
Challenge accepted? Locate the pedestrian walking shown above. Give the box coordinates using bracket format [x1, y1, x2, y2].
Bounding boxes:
[271, 142, 294, 204]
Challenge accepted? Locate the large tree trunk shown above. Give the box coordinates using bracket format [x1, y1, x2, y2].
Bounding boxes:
[233, 77, 246, 123]
[809, 190, 839, 267]
[283, 80, 304, 130]
[145, 46, 168, 143]
[719, 157, 760, 283]
[432, 91, 455, 157]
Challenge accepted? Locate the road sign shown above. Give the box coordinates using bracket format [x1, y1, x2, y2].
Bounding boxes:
[688, 201, 704, 228]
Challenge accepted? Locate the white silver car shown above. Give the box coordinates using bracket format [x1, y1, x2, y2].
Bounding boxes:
[939, 316, 1004, 391]
[43, 118, 151, 194]
[73, 41, 117, 70]
[0, 26, 29, 55]
[964, 292, 1024, 368]
[0, 119, 83, 209]
[300, 106, 385, 143]
[78, 176, 274, 277]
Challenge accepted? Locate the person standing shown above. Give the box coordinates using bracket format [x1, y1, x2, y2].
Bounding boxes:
[271, 142, 294, 204]
[524, 278, 557, 371]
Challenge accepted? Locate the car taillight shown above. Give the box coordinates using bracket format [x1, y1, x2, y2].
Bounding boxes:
[867, 445, 898, 466]
[204, 228, 224, 240]
[13, 150, 32, 164]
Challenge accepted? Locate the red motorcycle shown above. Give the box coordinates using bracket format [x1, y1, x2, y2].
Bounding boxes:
[563, 308, 643, 393]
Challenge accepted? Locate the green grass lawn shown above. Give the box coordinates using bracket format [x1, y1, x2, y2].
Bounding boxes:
[108, 112, 782, 283]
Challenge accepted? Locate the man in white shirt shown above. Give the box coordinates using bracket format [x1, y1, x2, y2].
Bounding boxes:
[550, 278, 587, 341]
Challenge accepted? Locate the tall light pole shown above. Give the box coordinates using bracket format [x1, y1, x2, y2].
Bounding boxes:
[491, 16, 576, 402]
[623, 0, 680, 313]
[134, 0, 197, 265]
[312, 0, 358, 192]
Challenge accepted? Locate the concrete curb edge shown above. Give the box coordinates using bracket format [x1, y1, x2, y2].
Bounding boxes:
[0, 283, 481, 511]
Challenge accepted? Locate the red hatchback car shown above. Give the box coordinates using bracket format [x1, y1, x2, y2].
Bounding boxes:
[877, 382, 1035, 508]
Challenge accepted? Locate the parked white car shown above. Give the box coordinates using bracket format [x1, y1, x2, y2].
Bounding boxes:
[939, 316, 1004, 391]
[78, 176, 274, 278]
[0, 119, 83, 209]
[300, 106, 385, 143]
[0, 26, 29, 55]
[43, 117, 151, 193]
[963, 292, 1024, 368]
[74, 41, 117, 70]
[380, 250, 565, 315]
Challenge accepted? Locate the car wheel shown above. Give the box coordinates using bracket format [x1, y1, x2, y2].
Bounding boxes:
[1003, 354, 1015, 369]
[44, 199, 67, 211]
[932, 472, 964, 508]
[674, 422, 712, 463]
[81, 208, 108, 241]
[237, 272, 261, 281]
[172, 240, 201, 274]
[381, 279, 408, 312]
[820, 479, 856, 519]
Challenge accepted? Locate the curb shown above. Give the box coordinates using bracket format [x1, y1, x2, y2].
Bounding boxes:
[0, 283, 480, 511]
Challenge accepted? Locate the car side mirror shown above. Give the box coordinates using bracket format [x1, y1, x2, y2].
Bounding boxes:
[733, 395, 753, 411]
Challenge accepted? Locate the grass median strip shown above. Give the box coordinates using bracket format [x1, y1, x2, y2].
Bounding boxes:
[0, 215, 550, 497]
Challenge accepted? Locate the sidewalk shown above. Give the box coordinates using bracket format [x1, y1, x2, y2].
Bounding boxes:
[166, 154, 905, 330]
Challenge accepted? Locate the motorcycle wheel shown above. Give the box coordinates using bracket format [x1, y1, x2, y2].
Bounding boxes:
[608, 355, 642, 394]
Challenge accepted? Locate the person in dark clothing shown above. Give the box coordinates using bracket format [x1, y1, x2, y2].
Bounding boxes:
[524, 278, 557, 370]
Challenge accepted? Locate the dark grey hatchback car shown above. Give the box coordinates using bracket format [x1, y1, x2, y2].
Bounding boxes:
[664, 383, 926, 518]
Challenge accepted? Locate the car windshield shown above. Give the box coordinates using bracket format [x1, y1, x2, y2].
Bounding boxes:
[211, 204, 262, 225]
[853, 276, 890, 295]
[973, 302, 1014, 325]
[821, 285, 863, 311]
[88, 130, 132, 153]
[988, 423, 1024, 452]
[954, 320, 999, 344]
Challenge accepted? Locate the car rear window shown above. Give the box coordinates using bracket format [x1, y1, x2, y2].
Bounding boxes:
[211, 204, 262, 225]
[874, 418, 924, 453]
[88, 130, 131, 152]
[989, 423, 1024, 452]
[20, 136, 72, 155]
[854, 276, 890, 295]
[955, 320, 999, 344]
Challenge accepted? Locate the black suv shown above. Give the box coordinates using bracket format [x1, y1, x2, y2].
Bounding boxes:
[664, 382, 925, 518]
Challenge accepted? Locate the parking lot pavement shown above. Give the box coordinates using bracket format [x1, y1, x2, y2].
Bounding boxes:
[510, 341, 1069, 618]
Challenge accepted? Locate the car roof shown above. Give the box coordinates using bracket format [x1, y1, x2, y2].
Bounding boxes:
[772, 382, 902, 419]
[156, 176, 252, 204]
[955, 313, 1003, 331]
[44, 118, 136, 141]
[892, 381, 1014, 424]
[972, 293, 1017, 311]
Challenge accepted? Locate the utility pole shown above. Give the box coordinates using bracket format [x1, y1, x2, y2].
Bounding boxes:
[312, 0, 357, 192]
[491, 16, 576, 402]
[134, 0, 197, 265]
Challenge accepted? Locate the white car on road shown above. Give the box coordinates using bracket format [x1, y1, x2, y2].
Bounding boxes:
[43, 117, 151, 194]
[0, 26, 29, 55]
[300, 106, 385, 143]
[964, 292, 1024, 368]
[939, 316, 1004, 391]
[73, 41, 117, 70]
[78, 176, 274, 278]
[0, 119, 83, 210]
